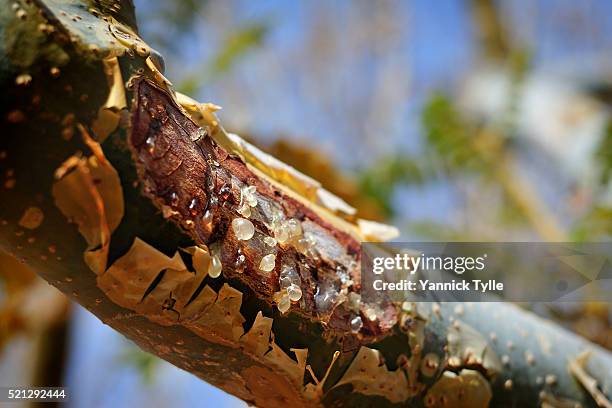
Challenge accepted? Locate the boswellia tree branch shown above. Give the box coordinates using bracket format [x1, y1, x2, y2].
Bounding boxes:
[0, 1, 611, 407]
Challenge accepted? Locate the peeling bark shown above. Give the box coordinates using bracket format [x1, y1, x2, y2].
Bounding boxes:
[127, 78, 398, 341]
[1, 1, 612, 407]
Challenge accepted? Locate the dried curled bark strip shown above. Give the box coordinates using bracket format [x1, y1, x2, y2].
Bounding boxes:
[128, 78, 397, 341]
[52, 127, 124, 274]
[569, 351, 612, 408]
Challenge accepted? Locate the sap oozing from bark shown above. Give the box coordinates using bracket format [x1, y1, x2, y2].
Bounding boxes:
[128, 78, 398, 340]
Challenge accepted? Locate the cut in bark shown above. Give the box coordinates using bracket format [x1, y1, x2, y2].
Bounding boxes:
[0, 1, 611, 407]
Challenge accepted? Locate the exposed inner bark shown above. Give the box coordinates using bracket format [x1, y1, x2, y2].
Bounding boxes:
[128, 78, 397, 343]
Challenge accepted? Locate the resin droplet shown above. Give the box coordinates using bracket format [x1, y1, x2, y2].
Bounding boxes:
[235, 252, 246, 272]
[232, 217, 254, 240]
[188, 197, 199, 216]
[286, 219, 302, 239]
[364, 306, 378, 321]
[314, 281, 338, 312]
[237, 202, 251, 218]
[199, 209, 213, 234]
[277, 293, 291, 314]
[279, 266, 301, 290]
[218, 185, 232, 202]
[259, 254, 276, 272]
[279, 277, 291, 290]
[169, 191, 179, 208]
[208, 255, 222, 278]
[274, 223, 290, 244]
[287, 283, 302, 301]
[337, 266, 353, 286]
[240, 185, 258, 208]
[236, 186, 255, 216]
[273, 218, 302, 244]
[192, 126, 207, 142]
[295, 236, 315, 253]
[145, 135, 155, 154]
[263, 236, 277, 247]
[350, 316, 363, 333]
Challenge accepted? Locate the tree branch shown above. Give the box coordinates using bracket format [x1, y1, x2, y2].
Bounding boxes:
[0, 2, 611, 407]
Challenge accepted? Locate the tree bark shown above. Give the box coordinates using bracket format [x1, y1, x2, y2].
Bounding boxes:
[1, 1, 611, 407]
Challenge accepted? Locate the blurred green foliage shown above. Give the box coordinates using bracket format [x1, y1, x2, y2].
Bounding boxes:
[119, 345, 160, 384]
[422, 95, 484, 172]
[177, 21, 270, 95]
[208, 23, 269, 78]
[357, 155, 429, 217]
[573, 207, 612, 241]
